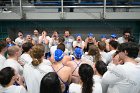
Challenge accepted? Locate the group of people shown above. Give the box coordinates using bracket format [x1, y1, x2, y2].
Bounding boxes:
[0, 29, 140, 93]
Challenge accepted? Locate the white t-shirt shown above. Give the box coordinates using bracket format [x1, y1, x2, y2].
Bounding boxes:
[93, 75, 102, 83]
[73, 41, 85, 49]
[19, 53, 32, 65]
[107, 50, 116, 64]
[0, 54, 6, 70]
[102, 62, 140, 93]
[69, 82, 102, 93]
[3, 59, 23, 75]
[118, 36, 125, 44]
[23, 62, 53, 93]
[15, 37, 24, 46]
[100, 51, 109, 64]
[0, 85, 27, 93]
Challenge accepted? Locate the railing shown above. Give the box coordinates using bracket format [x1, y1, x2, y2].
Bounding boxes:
[0, 0, 140, 19]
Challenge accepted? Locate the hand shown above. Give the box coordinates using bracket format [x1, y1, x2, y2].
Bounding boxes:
[15, 75, 24, 86]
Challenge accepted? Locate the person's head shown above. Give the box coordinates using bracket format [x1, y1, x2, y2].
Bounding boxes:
[109, 41, 119, 50]
[88, 33, 93, 39]
[18, 31, 23, 38]
[128, 36, 135, 42]
[26, 34, 32, 41]
[64, 30, 70, 37]
[34, 29, 39, 36]
[76, 34, 82, 42]
[42, 31, 47, 36]
[7, 46, 22, 57]
[22, 42, 33, 53]
[0, 67, 17, 87]
[40, 72, 62, 93]
[57, 43, 65, 52]
[95, 61, 107, 76]
[98, 41, 106, 51]
[58, 36, 65, 44]
[123, 29, 131, 39]
[54, 49, 64, 62]
[88, 45, 101, 62]
[118, 42, 139, 60]
[6, 37, 12, 43]
[52, 31, 58, 38]
[0, 40, 7, 53]
[100, 34, 106, 42]
[110, 34, 117, 41]
[79, 64, 94, 93]
[74, 47, 83, 59]
[30, 44, 45, 66]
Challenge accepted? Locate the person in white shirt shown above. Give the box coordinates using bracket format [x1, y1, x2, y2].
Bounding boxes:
[69, 64, 102, 93]
[118, 30, 131, 44]
[98, 41, 109, 64]
[39, 31, 50, 59]
[19, 42, 33, 66]
[0, 67, 27, 93]
[107, 41, 119, 64]
[3, 46, 23, 75]
[64, 30, 75, 55]
[93, 60, 107, 83]
[0, 40, 7, 70]
[49, 31, 59, 48]
[102, 42, 140, 93]
[15, 31, 25, 47]
[23, 44, 53, 93]
[32, 29, 40, 45]
[73, 34, 85, 50]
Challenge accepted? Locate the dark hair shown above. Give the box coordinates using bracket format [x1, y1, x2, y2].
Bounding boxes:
[57, 43, 65, 52]
[58, 37, 65, 43]
[95, 61, 107, 76]
[128, 36, 135, 42]
[79, 64, 94, 93]
[123, 28, 131, 35]
[40, 72, 62, 93]
[0, 40, 7, 52]
[118, 42, 139, 58]
[98, 41, 106, 51]
[0, 67, 15, 87]
[109, 41, 119, 49]
[22, 42, 33, 53]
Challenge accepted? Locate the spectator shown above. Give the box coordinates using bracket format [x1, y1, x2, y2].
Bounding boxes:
[0, 40, 7, 70]
[3, 46, 23, 75]
[19, 42, 33, 66]
[64, 30, 74, 55]
[23, 44, 53, 93]
[0, 67, 27, 93]
[39, 31, 50, 59]
[118, 29, 131, 44]
[102, 42, 140, 93]
[84, 33, 96, 52]
[73, 34, 85, 50]
[32, 29, 39, 45]
[15, 31, 25, 47]
[40, 72, 62, 93]
[69, 64, 102, 93]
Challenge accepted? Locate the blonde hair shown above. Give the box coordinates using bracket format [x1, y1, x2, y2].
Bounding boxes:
[30, 44, 45, 66]
[7, 46, 20, 57]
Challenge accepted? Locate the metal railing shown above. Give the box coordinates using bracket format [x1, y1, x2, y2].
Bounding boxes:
[0, 0, 140, 19]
